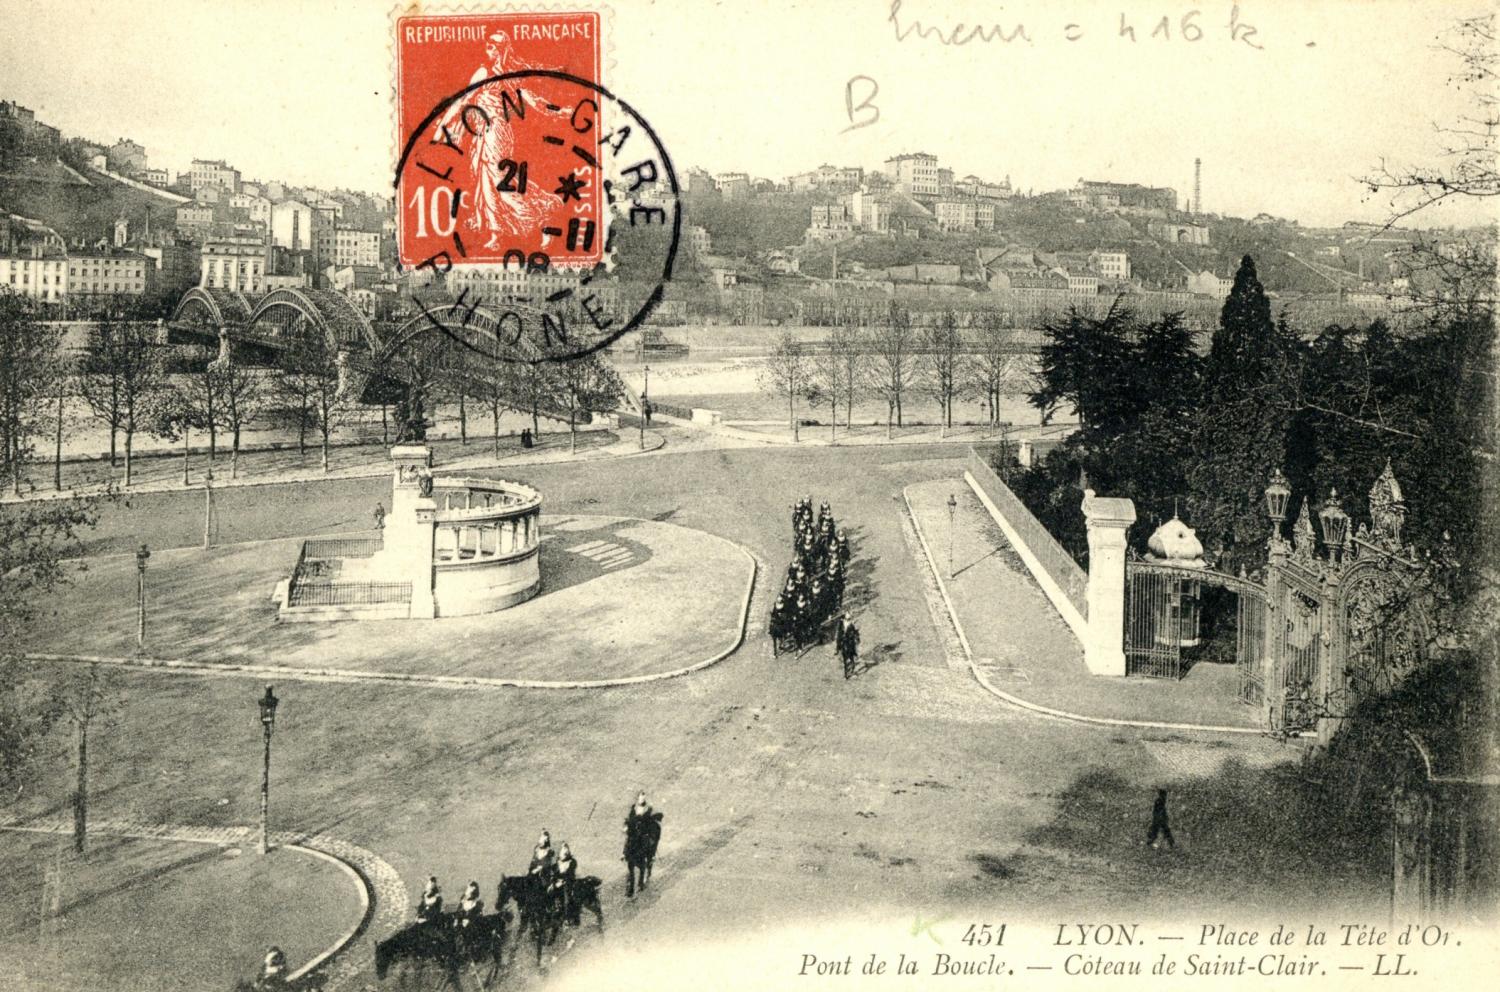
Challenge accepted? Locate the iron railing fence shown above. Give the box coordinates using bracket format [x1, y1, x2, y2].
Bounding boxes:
[287, 581, 412, 608]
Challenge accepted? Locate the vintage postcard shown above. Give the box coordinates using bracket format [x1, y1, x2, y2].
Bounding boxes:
[0, 1, 1495, 990]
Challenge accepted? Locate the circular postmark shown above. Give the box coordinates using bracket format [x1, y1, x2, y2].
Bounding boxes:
[393, 69, 680, 365]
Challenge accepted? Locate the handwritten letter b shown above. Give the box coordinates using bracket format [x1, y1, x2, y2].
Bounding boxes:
[843, 75, 880, 133]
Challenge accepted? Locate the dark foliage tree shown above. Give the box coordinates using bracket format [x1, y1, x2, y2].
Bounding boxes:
[1186, 256, 1302, 571]
[1028, 300, 1135, 434]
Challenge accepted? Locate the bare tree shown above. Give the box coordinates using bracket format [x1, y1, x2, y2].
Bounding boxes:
[868, 303, 920, 438]
[969, 308, 1026, 426]
[212, 354, 264, 480]
[552, 352, 625, 454]
[824, 321, 867, 432]
[810, 334, 851, 442]
[1362, 15, 1497, 324]
[0, 291, 65, 495]
[1364, 16, 1498, 227]
[758, 331, 810, 442]
[277, 332, 345, 472]
[56, 663, 121, 854]
[923, 310, 965, 435]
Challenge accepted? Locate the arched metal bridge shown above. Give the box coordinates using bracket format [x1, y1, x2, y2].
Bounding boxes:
[167, 288, 612, 418]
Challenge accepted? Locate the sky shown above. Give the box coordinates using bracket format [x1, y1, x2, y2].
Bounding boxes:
[0, 0, 1494, 229]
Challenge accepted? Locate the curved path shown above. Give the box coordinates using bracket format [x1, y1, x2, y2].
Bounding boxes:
[0, 816, 405, 988]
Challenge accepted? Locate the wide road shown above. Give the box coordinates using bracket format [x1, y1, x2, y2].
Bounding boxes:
[16, 439, 1382, 989]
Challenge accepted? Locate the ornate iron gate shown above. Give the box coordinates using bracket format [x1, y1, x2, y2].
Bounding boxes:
[1125, 563, 1187, 678]
[1125, 562, 1268, 684]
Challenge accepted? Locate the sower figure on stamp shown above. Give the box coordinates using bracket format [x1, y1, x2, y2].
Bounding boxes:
[1147, 788, 1175, 849]
[432, 30, 572, 250]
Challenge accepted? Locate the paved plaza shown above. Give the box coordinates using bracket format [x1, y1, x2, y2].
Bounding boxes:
[9, 433, 1383, 990]
[30, 514, 753, 685]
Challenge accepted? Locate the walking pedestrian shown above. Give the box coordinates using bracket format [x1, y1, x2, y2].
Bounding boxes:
[372, 501, 386, 531]
[1146, 788, 1175, 849]
[836, 613, 860, 679]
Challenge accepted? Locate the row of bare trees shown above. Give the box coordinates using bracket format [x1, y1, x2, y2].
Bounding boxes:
[0, 291, 356, 493]
[758, 305, 1026, 440]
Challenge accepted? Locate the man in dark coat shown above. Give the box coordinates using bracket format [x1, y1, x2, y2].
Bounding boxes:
[769, 595, 790, 656]
[836, 614, 860, 679]
[1147, 789, 1175, 849]
[454, 881, 484, 929]
[415, 877, 444, 924]
[793, 593, 813, 647]
[624, 792, 654, 896]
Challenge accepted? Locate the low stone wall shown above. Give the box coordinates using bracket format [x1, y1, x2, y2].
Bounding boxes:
[965, 447, 1089, 642]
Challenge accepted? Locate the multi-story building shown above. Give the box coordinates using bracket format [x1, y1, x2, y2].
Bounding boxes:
[788, 164, 865, 192]
[686, 225, 711, 255]
[139, 241, 201, 297]
[142, 167, 172, 188]
[271, 200, 315, 252]
[1062, 271, 1100, 296]
[1, 212, 65, 255]
[714, 172, 751, 199]
[200, 236, 266, 293]
[444, 264, 620, 313]
[185, 158, 240, 194]
[0, 249, 69, 303]
[0, 100, 61, 147]
[1071, 180, 1176, 213]
[933, 199, 995, 232]
[846, 189, 890, 233]
[937, 168, 955, 197]
[808, 203, 854, 241]
[175, 204, 216, 239]
[67, 249, 152, 297]
[883, 153, 940, 198]
[228, 192, 271, 227]
[953, 174, 1013, 200]
[1091, 249, 1131, 281]
[1186, 269, 1232, 299]
[330, 227, 381, 269]
[106, 138, 147, 174]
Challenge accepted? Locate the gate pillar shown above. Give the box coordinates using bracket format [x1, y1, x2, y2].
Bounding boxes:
[1082, 489, 1136, 676]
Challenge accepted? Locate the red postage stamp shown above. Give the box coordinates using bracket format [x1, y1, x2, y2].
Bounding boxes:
[394, 10, 605, 269]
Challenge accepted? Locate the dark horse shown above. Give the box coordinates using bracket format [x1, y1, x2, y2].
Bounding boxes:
[373, 911, 507, 987]
[496, 874, 605, 966]
[625, 812, 664, 893]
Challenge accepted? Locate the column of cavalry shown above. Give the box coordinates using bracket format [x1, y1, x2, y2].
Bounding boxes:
[369, 794, 663, 984]
[769, 496, 859, 674]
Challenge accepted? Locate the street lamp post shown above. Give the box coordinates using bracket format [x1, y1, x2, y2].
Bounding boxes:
[257, 685, 279, 855]
[638, 364, 651, 451]
[135, 544, 150, 652]
[202, 469, 215, 550]
[946, 493, 958, 579]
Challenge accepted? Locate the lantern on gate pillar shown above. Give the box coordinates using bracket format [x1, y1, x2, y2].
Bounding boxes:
[1264, 468, 1291, 526]
[1318, 488, 1350, 559]
[1145, 515, 1206, 648]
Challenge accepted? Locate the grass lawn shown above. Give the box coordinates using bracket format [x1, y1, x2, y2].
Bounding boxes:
[0, 833, 360, 992]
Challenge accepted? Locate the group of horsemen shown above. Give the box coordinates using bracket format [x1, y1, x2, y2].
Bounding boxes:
[768, 497, 861, 675]
[409, 792, 657, 932]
